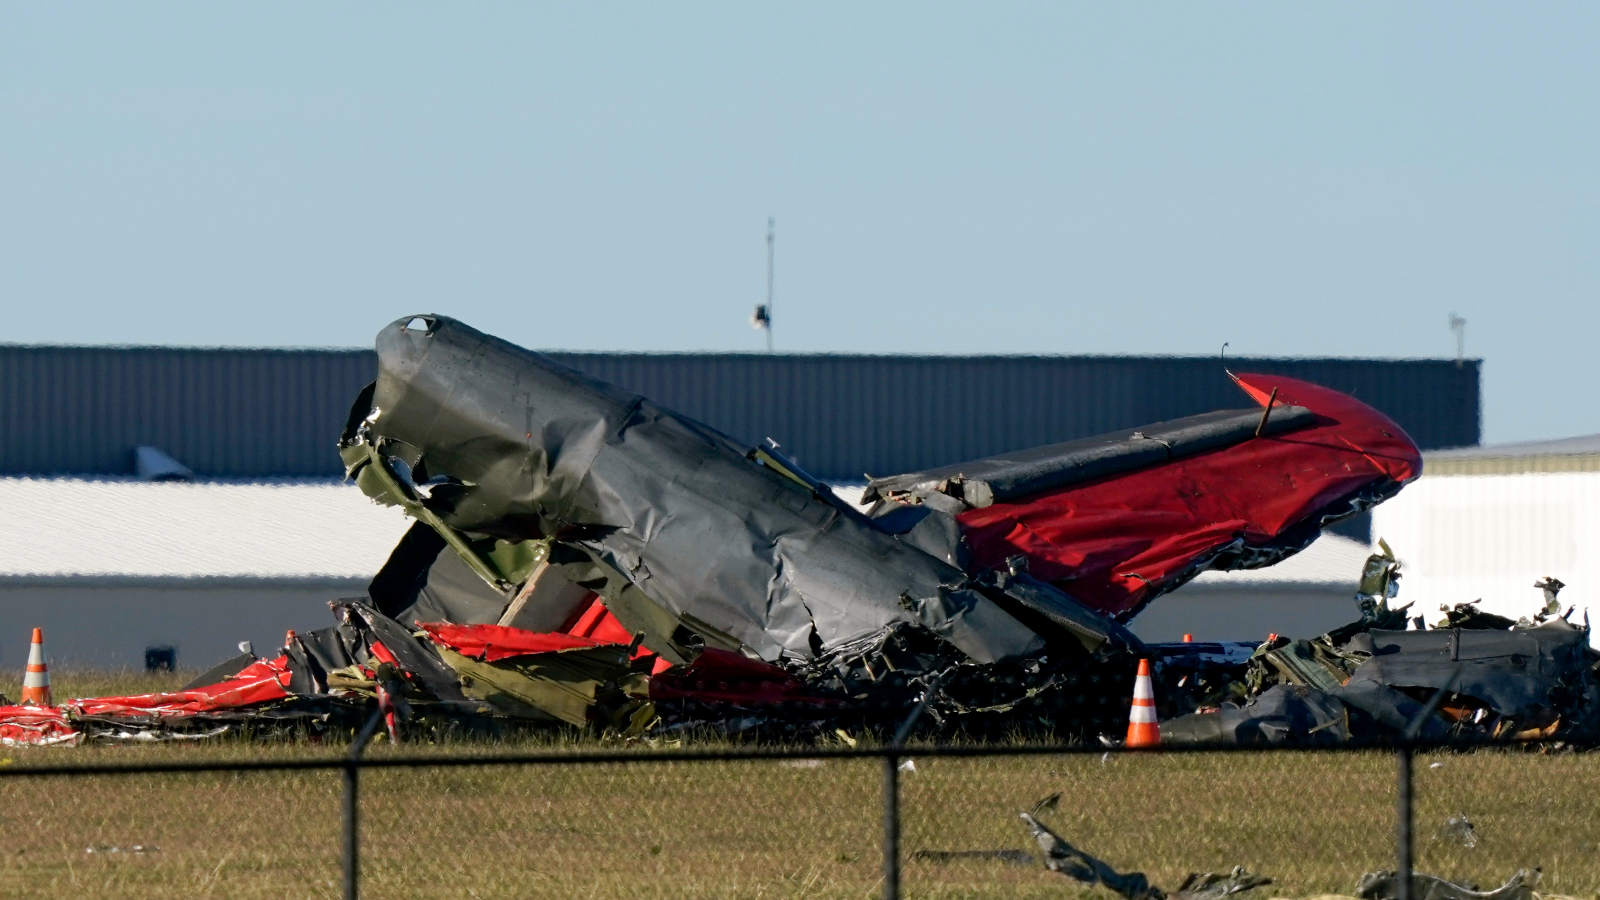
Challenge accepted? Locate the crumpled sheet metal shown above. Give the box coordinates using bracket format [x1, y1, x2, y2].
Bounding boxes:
[425, 607, 839, 714]
[1157, 657, 1458, 747]
[334, 601, 469, 703]
[1330, 680, 1450, 739]
[1156, 573, 1600, 745]
[955, 373, 1423, 620]
[368, 522, 513, 627]
[1343, 624, 1597, 720]
[345, 315, 1043, 666]
[361, 602, 843, 727]
[1022, 809, 1160, 900]
[648, 647, 829, 707]
[0, 705, 81, 746]
[419, 622, 617, 661]
[0, 599, 848, 745]
[67, 655, 294, 719]
[1021, 795, 1271, 900]
[434, 642, 647, 729]
[1161, 684, 1350, 746]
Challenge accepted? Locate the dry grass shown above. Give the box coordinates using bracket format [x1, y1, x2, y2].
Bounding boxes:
[0, 667, 197, 705]
[0, 676, 1595, 899]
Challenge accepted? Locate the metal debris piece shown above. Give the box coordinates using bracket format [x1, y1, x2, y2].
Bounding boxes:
[1435, 601, 1518, 632]
[1357, 540, 1403, 622]
[1021, 809, 1160, 900]
[1343, 627, 1597, 724]
[1170, 868, 1275, 900]
[1020, 796, 1270, 900]
[1160, 684, 1349, 746]
[1533, 578, 1566, 623]
[1356, 869, 1539, 900]
[1437, 814, 1478, 849]
[1157, 544, 1600, 746]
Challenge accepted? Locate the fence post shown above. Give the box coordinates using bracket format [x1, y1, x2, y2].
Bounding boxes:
[343, 760, 360, 900]
[343, 710, 386, 900]
[882, 672, 944, 900]
[1396, 745, 1413, 900]
[882, 753, 900, 900]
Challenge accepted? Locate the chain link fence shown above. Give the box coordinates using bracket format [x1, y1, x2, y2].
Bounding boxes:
[1, 734, 1597, 900]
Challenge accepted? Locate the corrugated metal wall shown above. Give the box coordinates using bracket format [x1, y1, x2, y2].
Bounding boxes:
[0, 345, 1479, 480]
[548, 354, 1481, 479]
[0, 346, 379, 478]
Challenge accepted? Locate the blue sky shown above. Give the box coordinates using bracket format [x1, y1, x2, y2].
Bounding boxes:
[3, 4, 1596, 443]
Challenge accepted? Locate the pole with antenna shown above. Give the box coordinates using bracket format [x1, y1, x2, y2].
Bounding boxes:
[1448, 313, 1466, 368]
[765, 217, 775, 352]
[750, 217, 775, 351]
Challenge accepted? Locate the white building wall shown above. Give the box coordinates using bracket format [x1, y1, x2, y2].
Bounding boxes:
[1369, 471, 1600, 638]
[0, 478, 415, 672]
[0, 580, 367, 671]
[0, 478, 411, 579]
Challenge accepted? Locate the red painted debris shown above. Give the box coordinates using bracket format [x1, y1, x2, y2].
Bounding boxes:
[959, 373, 1422, 620]
[419, 622, 610, 660]
[0, 705, 79, 746]
[68, 655, 293, 719]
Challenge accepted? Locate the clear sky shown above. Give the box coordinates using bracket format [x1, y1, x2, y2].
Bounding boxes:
[3, 5, 1596, 444]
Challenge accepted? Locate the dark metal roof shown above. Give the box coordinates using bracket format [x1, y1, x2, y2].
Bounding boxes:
[0, 344, 1480, 480]
[1423, 431, 1599, 477]
[1428, 433, 1600, 459]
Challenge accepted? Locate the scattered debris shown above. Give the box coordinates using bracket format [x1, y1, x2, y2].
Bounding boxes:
[1021, 807, 1159, 900]
[1437, 814, 1478, 849]
[319, 314, 1416, 740]
[1020, 794, 1270, 900]
[1157, 550, 1600, 746]
[1169, 868, 1277, 900]
[1356, 869, 1539, 900]
[1, 315, 1590, 747]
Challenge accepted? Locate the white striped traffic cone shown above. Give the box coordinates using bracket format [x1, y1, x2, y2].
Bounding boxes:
[21, 628, 52, 707]
[1125, 658, 1159, 747]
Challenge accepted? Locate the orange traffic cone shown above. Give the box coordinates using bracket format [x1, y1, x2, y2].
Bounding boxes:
[21, 628, 52, 707]
[1125, 658, 1159, 747]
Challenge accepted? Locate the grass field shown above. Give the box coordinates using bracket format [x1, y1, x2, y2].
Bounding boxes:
[0, 671, 1596, 900]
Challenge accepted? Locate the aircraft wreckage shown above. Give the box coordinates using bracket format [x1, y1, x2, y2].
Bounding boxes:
[7, 314, 1592, 747]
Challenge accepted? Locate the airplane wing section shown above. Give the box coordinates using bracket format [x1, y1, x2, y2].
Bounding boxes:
[865, 373, 1422, 622]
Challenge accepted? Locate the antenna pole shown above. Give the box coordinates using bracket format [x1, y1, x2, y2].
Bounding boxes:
[1448, 313, 1466, 368]
[765, 217, 775, 352]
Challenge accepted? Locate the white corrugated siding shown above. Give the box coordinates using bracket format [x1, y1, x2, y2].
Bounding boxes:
[0, 478, 412, 579]
[1370, 471, 1600, 637]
